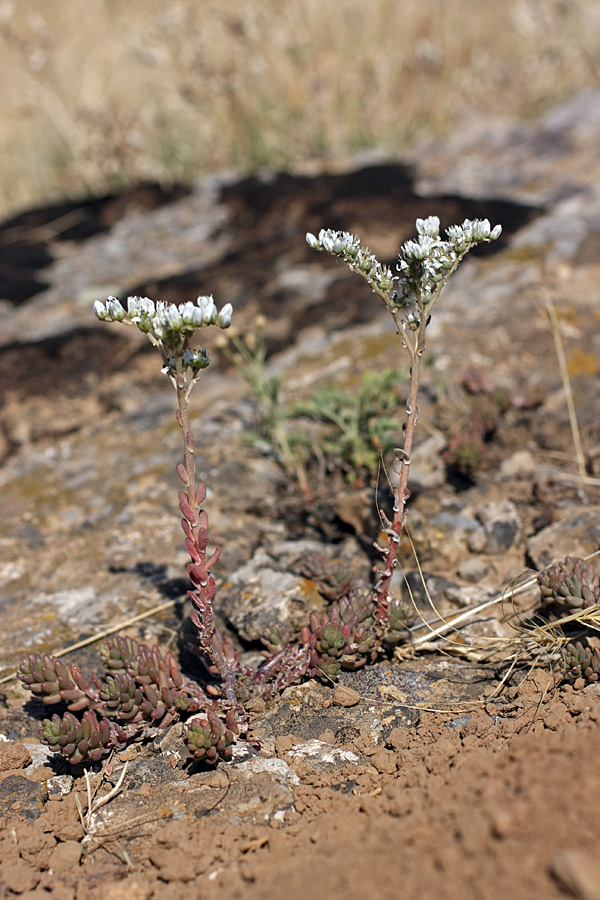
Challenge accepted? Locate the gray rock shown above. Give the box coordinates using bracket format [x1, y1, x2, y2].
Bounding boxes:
[476, 500, 521, 554]
[443, 583, 499, 610]
[217, 553, 316, 642]
[214, 537, 367, 642]
[427, 511, 486, 561]
[400, 571, 459, 612]
[527, 506, 600, 570]
[457, 558, 489, 583]
[409, 434, 447, 489]
[284, 739, 360, 771]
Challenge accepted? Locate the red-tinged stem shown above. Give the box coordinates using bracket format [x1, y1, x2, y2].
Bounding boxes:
[373, 318, 426, 643]
[174, 357, 247, 732]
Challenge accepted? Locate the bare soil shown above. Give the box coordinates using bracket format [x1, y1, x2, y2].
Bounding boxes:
[2, 676, 600, 900]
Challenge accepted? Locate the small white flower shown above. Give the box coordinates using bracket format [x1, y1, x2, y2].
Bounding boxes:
[321, 231, 335, 254]
[218, 303, 233, 328]
[203, 300, 218, 324]
[402, 239, 427, 261]
[180, 301, 199, 325]
[165, 306, 183, 328]
[93, 300, 107, 319]
[415, 216, 440, 238]
[446, 224, 465, 244]
[306, 232, 319, 249]
[106, 297, 126, 321]
[131, 296, 155, 316]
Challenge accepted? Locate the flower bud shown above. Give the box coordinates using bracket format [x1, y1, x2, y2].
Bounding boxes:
[218, 303, 233, 328]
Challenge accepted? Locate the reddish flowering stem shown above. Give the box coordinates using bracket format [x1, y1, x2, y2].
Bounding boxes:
[173, 358, 246, 732]
[373, 319, 425, 642]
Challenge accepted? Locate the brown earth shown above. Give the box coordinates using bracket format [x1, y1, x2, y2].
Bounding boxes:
[2, 89, 600, 900]
[2, 678, 600, 900]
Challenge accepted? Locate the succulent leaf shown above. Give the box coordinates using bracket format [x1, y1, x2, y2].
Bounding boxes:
[17, 654, 100, 710]
[183, 711, 234, 764]
[562, 641, 600, 685]
[538, 557, 600, 613]
[42, 710, 127, 765]
[383, 596, 417, 648]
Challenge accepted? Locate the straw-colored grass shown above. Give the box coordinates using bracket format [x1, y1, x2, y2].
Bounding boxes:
[1, 0, 599, 219]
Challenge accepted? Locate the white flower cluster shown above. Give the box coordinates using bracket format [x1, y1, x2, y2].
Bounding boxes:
[93, 295, 233, 341]
[306, 229, 394, 296]
[392, 216, 502, 325]
[307, 216, 501, 333]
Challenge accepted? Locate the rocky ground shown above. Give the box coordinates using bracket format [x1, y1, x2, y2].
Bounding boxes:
[1, 88, 600, 899]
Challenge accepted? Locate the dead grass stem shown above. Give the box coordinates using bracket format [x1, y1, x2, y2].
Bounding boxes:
[542, 286, 587, 477]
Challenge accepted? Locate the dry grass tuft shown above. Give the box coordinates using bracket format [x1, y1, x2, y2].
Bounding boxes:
[1, 0, 599, 217]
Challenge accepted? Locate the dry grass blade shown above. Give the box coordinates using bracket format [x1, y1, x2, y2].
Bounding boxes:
[75, 761, 129, 836]
[542, 286, 586, 477]
[1, 1, 599, 218]
[403, 549, 600, 661]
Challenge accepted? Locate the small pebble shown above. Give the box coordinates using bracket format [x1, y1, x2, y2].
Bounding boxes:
[0, 742, 32, 771]
[371, 749, 397, 775]
[46, 775, 73, 798]
[332, 686, 360, 707]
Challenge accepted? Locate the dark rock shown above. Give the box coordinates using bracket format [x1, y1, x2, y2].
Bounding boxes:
[0, 775, 47, 820]
[476, 500, 521, 554]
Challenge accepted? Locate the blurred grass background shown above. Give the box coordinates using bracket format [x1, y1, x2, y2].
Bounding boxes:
[0, 0, 599, 220]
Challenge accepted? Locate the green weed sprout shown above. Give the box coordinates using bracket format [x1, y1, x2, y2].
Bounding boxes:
[293, 368, 408, 486]
[218, 317, 408, 490]
[307, 216, 502, 639]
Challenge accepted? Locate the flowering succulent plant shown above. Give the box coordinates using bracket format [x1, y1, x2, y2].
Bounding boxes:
[17, 215, 508, 767]
[307, 217, 502, 639]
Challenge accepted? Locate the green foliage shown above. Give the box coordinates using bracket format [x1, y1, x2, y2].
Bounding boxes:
[18, 637, 211, 764]
[217, 318, 311, 491]
[293, 368, 408, 484]
[42, 710, 128, 766]
[220, 317, 408, 487]
[299, 570, 416, 682]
